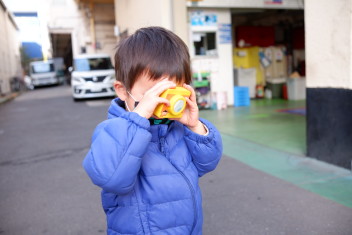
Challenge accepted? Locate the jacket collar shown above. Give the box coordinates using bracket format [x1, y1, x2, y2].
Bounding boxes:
[107, 98, 126, 119]
[107, 98, 176, 140]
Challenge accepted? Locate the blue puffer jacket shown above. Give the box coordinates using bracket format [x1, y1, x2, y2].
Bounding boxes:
[83, 98, 222, 235]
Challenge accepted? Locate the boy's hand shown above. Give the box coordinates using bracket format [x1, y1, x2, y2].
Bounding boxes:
[175, 84, 207, 135]
[133, 79, 176, 119]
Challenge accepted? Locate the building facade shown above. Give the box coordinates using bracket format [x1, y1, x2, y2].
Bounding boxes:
[48, 0, 116, 59]
[114, 0, 304, 107]
[113, 0, 352, 170]
[4, 0, 116, 74]
[0, 0, 22, 95]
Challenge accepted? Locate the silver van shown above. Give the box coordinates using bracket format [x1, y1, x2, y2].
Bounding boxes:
[29, 59, 63, 88]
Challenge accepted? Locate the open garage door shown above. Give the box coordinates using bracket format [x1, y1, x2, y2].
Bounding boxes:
[50, 33, 73, 84]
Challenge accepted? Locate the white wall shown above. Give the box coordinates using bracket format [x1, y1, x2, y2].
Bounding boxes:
[115, 0, 168, 32]
[305, 0, 352, 89]
[114, 0, 188, 45]
[216, 9, 234, 105]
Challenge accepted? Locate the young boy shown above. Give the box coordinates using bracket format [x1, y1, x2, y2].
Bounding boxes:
[83, 26, 222, 235]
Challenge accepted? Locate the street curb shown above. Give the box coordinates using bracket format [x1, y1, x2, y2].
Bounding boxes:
[0, 92, 20, 105]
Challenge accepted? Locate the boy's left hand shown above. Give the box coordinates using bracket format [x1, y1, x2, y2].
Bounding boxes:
[172, 84, 207, 135]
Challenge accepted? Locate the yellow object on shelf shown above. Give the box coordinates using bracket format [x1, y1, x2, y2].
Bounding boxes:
[233, 47, 264, 85]
[153, 87, 191, 118]
[234, 48, 254, 68]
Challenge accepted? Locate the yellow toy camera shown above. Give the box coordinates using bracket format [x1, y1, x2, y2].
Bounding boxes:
[153, 87, 191, 118]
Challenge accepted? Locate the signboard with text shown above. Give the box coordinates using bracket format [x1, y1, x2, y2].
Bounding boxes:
[191, 11, 217, 26]
[219, 24, 232, 44]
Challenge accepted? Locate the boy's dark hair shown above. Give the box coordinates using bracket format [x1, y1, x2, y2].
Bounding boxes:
[114, 26, 191, 90]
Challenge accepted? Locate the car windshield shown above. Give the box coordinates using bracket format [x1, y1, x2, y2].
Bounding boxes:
[31, 63, 54, 74]
[74, 57, 113, 71]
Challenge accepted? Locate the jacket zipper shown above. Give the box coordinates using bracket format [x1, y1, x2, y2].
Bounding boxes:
[160, 137, 197, 233]
[160, 137, 165, 155]
[175, 168, 198, 233]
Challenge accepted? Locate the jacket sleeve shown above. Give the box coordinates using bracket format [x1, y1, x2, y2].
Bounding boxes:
[83, 112, 151, 195]
[183, 118, 223, 177]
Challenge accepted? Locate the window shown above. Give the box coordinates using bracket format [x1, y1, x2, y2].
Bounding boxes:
[193, 32, 217, 56]
[74, 58, 113, 71]
[31, 63, 54, 74]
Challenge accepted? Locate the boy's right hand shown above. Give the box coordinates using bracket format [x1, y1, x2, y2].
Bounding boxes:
[132, 79, 176, 119]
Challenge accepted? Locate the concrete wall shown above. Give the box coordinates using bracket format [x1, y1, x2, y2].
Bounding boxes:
[93, 3, 116, 57]
[172, 0, 189, 45]
[0, 1, 21, 94]
[305, 0, 352, 89]
[305, 0, 352, 169]
[114, 0, 188, 45]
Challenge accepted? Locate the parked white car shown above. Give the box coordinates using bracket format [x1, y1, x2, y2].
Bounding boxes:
[70, 54, 116, 100]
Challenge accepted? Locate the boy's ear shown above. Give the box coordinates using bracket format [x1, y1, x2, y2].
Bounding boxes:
[114, 81, 127, 101]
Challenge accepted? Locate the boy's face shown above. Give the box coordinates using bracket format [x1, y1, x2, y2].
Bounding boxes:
[114, 73, 182, 112]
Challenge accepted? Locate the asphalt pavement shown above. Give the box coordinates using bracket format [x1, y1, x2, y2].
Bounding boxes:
[0, 85, 351, 235]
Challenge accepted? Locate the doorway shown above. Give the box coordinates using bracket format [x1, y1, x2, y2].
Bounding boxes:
[50, 33, 73, 84]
